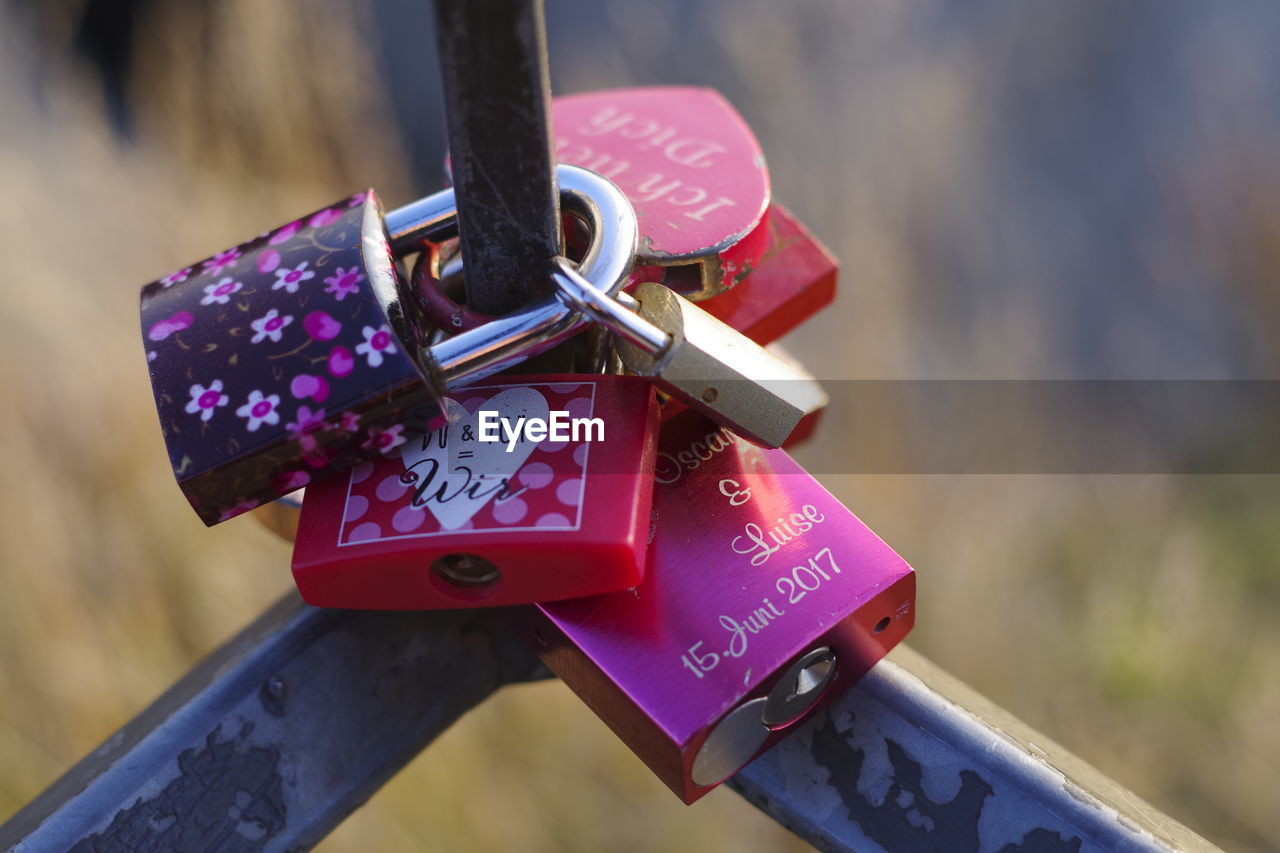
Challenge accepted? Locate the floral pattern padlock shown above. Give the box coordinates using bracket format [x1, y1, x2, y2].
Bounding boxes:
[140, 192, 439, 526]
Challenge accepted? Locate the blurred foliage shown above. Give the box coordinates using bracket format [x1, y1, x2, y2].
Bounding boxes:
[0, 1, 1278, 851]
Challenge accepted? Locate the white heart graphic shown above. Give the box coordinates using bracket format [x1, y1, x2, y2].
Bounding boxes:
[398, 387, 549, 530]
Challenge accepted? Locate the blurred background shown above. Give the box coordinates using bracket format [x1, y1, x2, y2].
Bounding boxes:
[1, 1, 1278, 850]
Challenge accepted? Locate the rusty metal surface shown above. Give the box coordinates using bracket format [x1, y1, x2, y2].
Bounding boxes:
[0, 594, 548, 853]
[433, 0, 562, 315]
[0, 594, 1223, 852]
[729, 645, 1223, 853]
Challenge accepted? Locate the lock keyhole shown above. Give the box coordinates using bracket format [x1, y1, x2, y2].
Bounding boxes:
[430, 553, 501, 587]
[761, 646, 838, 728]
[784, 653, 835, 703]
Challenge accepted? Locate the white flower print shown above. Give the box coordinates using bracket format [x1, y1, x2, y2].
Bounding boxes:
[184, 380, 230, 422]
[236, 390, 281, 432]
[272, 261, 316, 294]
[355, 324, 397, 368]
[249, 308, 294, 344]
[200, 277, 243, 306]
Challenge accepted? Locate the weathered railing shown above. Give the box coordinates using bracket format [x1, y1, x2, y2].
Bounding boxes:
[0, 592, 1220, 852]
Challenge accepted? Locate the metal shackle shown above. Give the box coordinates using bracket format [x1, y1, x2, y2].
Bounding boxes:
[386, 164, 640, 389]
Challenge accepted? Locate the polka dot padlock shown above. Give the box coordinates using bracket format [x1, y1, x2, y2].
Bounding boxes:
[290, 374, 660, 608]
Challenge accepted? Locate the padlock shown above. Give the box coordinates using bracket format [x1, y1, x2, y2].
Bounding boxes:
[550, 261, 827, 448]
[648, 203, 837, 445]
[517, 410, 916, 803]
[416, 201, 833, 346]
[416, 86, 773, 334]
[419, 201, 837, 445]
[140, 165, 637, 525]
[698, 203, 837, 345]
[290, 374, 658, 608]
[755, 344, 826, 448]
[552, 87, 771, 301]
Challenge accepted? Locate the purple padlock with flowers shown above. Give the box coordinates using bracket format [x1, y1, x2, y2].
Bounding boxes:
[141, 192, 437, 525]
[140, 165, 642, 526]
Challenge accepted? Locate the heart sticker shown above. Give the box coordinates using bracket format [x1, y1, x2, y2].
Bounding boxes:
[398, 387, 550, 530]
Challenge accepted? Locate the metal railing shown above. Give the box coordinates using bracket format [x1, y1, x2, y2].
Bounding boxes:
[0, 592, 1220, 852]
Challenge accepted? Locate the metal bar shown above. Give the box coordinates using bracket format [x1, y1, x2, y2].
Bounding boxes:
[729, 644, 1222, 853]
[0, 592, 548, 853]
[433, 0, 562, 316]
[0, 599, 1223, 852]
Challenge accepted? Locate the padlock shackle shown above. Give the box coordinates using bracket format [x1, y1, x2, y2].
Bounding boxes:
[386, 165, 639, 388]
[550, 258, 670, 355]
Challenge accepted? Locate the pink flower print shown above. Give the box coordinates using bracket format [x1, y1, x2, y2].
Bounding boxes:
[217, 499, 261, 522]
[269, 220, 302, 246]
[303, 311, 342, 341]
[362, 424, 406, 454]
[257, 249, 281, 274]
[286, 406, 328, 440]
[147, 310, 194, 341]
[290, 373, 330, 403]
[301, 444, 333, 469]
[235, 390, 281, 432]
[309, 208, 343, 228]
[159, 267, 191, 288]
[327, 345, 355, 377]
[185, 380, 230, 422]
[250, 308, 294, 344]
[348, 191, 369, 208]
[273, 469, 311, 494]
[203, 248, 241, 275]
[355, 324, 397, 367]
[201, 277, 243, 306]
[338, 411, 360, 433]
[272, 261, 315, 294]
[323, 266, 364, 301]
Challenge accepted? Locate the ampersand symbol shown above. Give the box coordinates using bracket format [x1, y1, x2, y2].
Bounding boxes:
[461, 424, 475, 441]
[719, 478, 751, 506]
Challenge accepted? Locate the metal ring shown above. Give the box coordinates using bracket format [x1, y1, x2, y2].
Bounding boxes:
[387, 165, 638, 388]
[410, 242, 498, 333]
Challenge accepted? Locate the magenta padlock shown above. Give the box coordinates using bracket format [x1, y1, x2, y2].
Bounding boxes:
[518, 410, 916, 803]
[139, 165, 637, 524]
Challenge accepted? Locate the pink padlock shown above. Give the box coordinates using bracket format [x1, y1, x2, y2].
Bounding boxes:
[518, 410, 916, 802]
[553, 86, 771, 300]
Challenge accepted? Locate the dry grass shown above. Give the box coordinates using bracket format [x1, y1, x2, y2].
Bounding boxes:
[1, 2, 1277, 851]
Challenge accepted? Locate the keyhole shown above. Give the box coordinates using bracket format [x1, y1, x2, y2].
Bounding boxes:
[431, 553, 501, 587]
[784, 655, 834, 703]
[761, 646, 838, 728]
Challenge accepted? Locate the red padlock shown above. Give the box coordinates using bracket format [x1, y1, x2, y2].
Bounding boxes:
[698, 203, 837, 345]
[291, 374, 659, 608]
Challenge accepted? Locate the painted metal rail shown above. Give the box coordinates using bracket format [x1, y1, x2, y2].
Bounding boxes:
[0, 593, 1220, 852]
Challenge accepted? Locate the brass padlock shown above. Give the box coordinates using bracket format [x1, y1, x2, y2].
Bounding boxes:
[550, 262, 826, 447]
